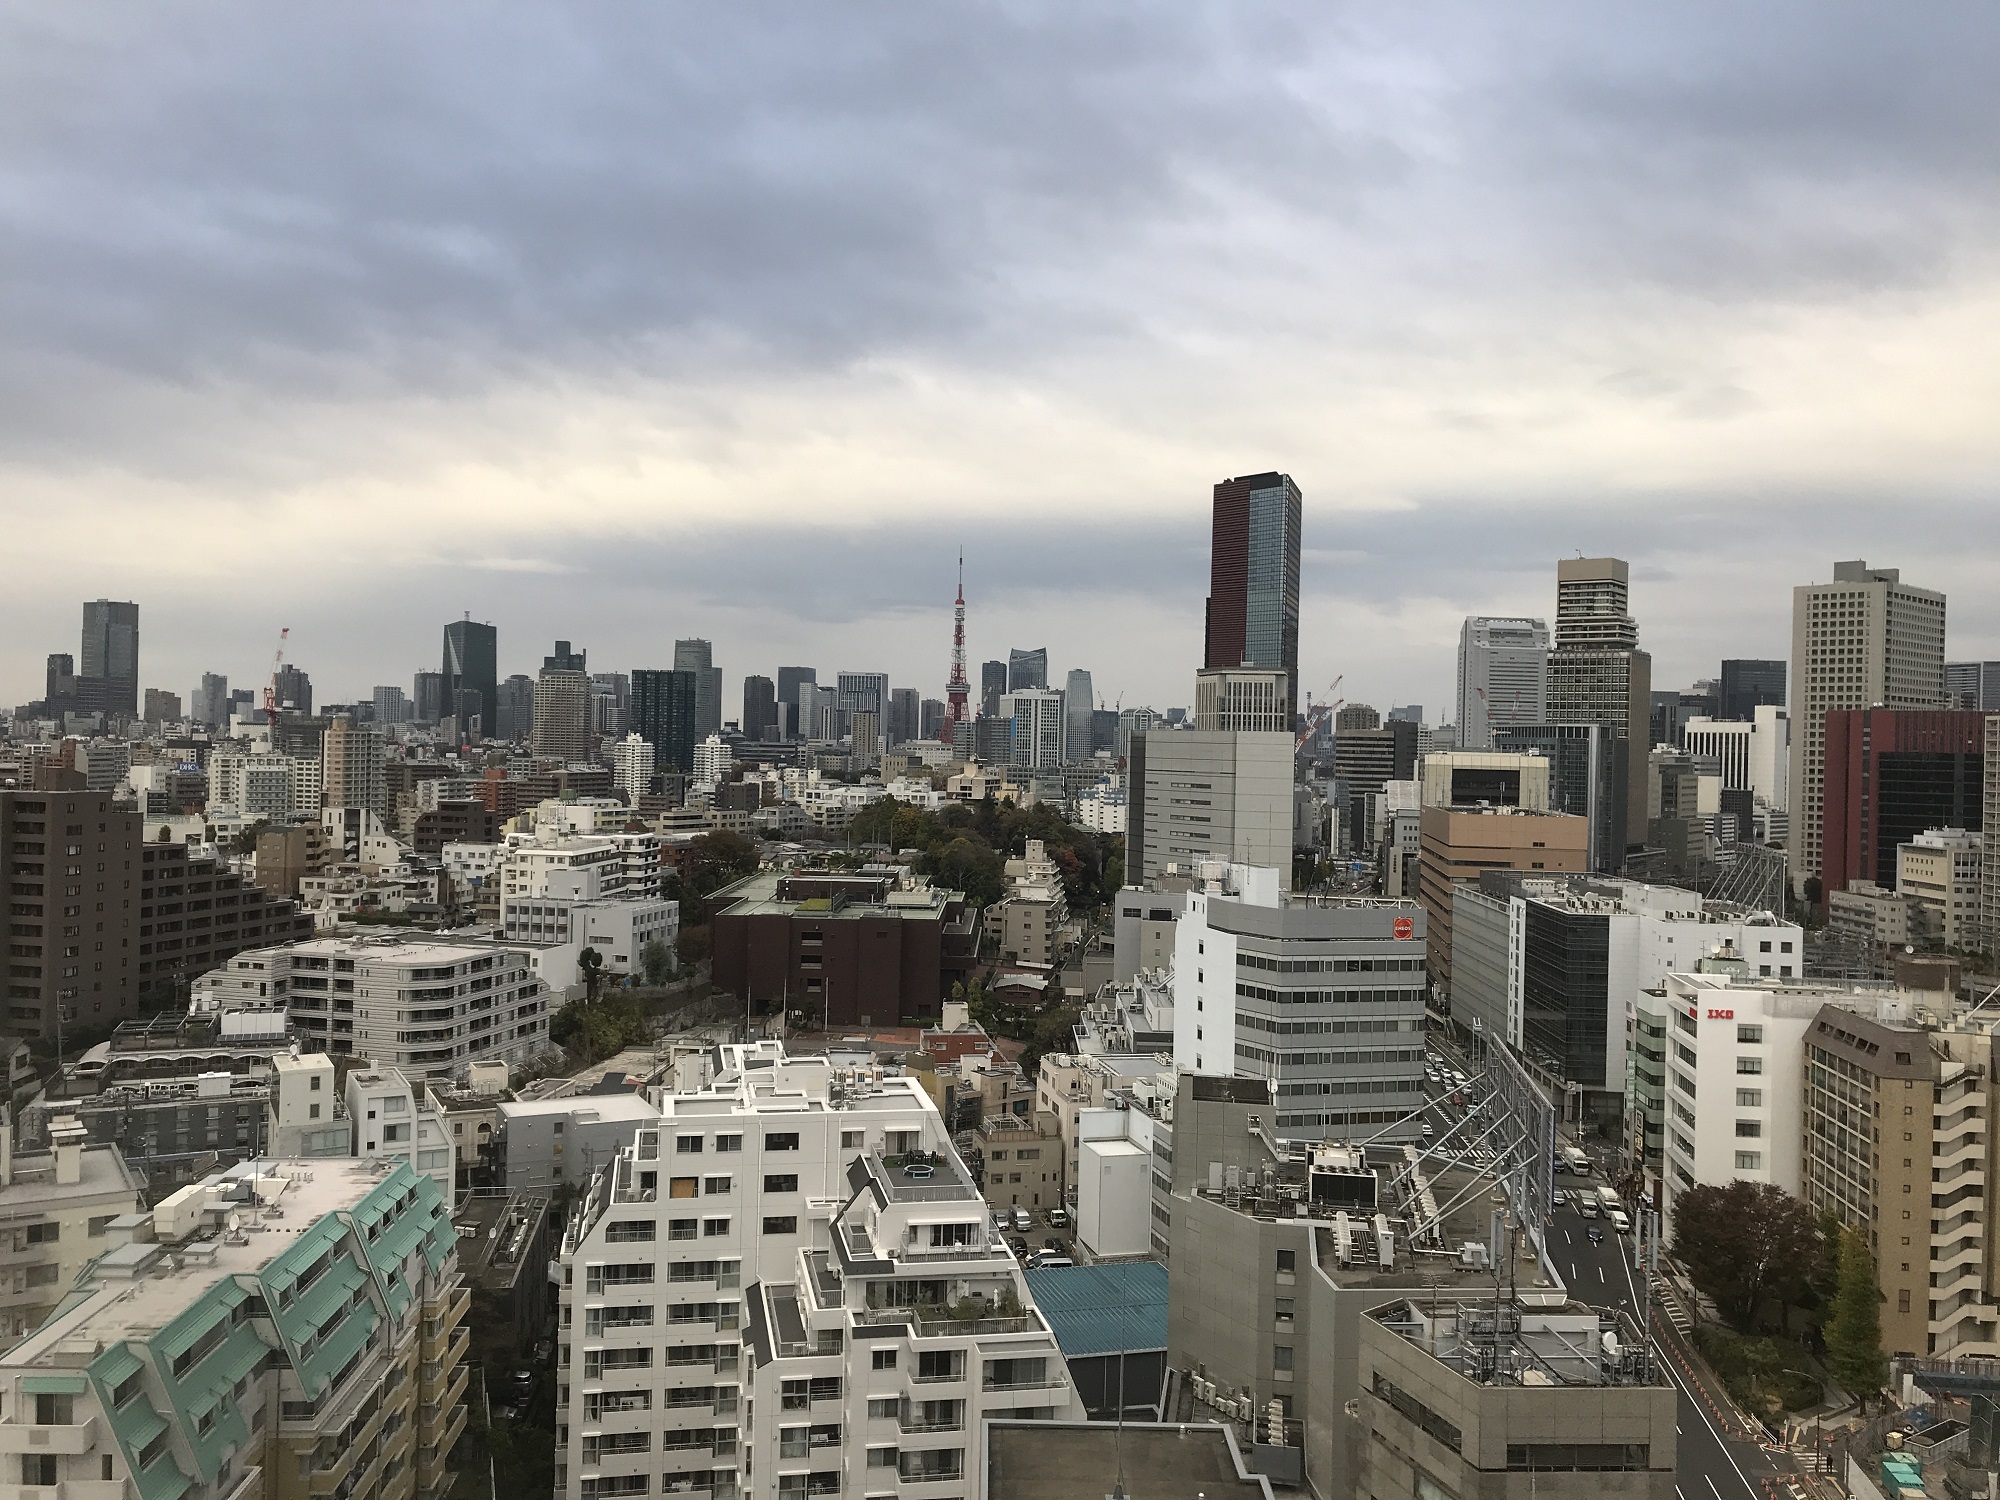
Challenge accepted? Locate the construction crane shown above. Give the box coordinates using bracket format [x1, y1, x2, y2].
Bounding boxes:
[262, 627, 290, 728]
[1296, 674, 1345, 750]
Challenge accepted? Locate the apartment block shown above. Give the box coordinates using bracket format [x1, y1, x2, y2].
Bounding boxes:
[0, 1156, 467, 1500]
[553, 1043, 1083, 1500]
[195, 935, 550, 1079]
[1802, 1006, 1999, 1357]
[1897, 829, 1982, 952]
[0, 1115, 143, 1338]
[989, 840, 1069, 968]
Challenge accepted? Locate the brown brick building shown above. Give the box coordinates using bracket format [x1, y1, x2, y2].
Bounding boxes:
[707, 871, 978, 1028]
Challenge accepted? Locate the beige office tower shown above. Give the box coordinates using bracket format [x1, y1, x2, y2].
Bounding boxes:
[1546, 558, 1650, 865]
[1983, 718, 2000, 953]
[320, 712, 387, 816]
[1194, 667, 1292, 732]
[1787, 561, 1946, 894]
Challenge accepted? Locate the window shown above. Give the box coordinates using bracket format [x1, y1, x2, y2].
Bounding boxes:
[764, 1174, 800, 1193]
[763, 1216, 799, 1234]
[702, 1218, 731, 1237]
[1276, 1249, 1296, 1276]
[1275, 1298, 1295, 1325]
[676, 1135, 704, 1155]
[1736, 1057, 1763, 1075]
[841, 1130, 863, 1149]
[669, 1219, 698, 1241]
[868, 1397, 900, 1420]
[1273, 1346, 1294, 1373]
[715, 1133, 742, 1153]
[765, 1131, 800, 1152]
[1735, 1152, 1762, 1170]
[670, 1177, 700, 1199]
[1735, 1089, 1762, 1107]
[703, 1177, 733, 1195]
[1736, 1121, 1762, 1138]
[1737, 1025, 1763, 1044]
[1899, 1289, 1912, 1313]
[873, 1348, 898, 1370]
[867, 1447, 899, 1469]
[21, 1455, 58, 1486]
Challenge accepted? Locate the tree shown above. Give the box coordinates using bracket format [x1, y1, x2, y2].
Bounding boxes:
[683, 830, 762, 900]
[1669, 1180, 1823, 1331]
[578, 945, 605, 1003]
[677, 924, 712, 969]
[1823, 1225, 1887, 1406]
[639, 939, 672, 987]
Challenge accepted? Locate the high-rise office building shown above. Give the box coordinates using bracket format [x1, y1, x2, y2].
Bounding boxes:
[1944, 661, 2000, 712]
[142, 689, 181, 724]
[1001, 689, 1065, 768]
[370, 684, 412, 724]
[1204, 470, 1303, 719]
[1456, 616, 1550, 749]
[1720, 658, 1787, 721]
[1789, 561, 1947, 892]
[742, 674, 778, 741]
[495, 673, 535, 740]
[1818, 708, 1983, 906]
[1492, 724, 1628, 874]
[441, 616, 498, 739]
[920, 697, 947, 741]
[272, 663, 313, 716]
[1128, 728, 1295, 889]
[888, 685, 920, 746]
[43, 654, 77, 717]
[77, 599, 140, 718]
[776, 666, 816, 739]
[1547, 558, 1650, 861]
[835, 671, 890, 722]
[675, 638, 724, 737]
[321, 712, 388, 816]
[980, 659, 1007, 719]
[1064, 669, 1094, 761]
[192, 672, 229, 727]
[631, 668, 700, 775]
[1193, 667, 1290, 732]
[1007, 647, 1048, 692]
[412, 668, 445, 723]
[533, 641, 593, 763]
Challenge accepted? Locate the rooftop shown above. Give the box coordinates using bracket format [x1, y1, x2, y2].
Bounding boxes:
[0, 1142, 140, 1207]
[984, 1422, 1275, 1500]
[3, 1157, 411, 1362]
[451, 1188, 552, 1293]
[1022, 1262, 1168, 1357]
[497, 1093, 661, 1124]
[1371, 1298, 1662, 1389]
[708, 869, 964, 920]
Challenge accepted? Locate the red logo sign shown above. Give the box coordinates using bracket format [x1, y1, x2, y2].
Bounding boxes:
[1392, 916, 1415, 940]
[1706, 1008, 1735, 1020]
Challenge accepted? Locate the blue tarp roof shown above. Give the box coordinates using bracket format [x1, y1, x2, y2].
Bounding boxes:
[1023, 1262, 1168, 1357]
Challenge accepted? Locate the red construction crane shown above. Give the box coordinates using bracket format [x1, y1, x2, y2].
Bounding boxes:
[1296, 674, 1345, 749]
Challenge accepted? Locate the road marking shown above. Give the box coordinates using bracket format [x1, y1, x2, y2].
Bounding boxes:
[1707, 1477, 1724, 1500]
[1598, 1267, 1606, 1284]
[1563, 1230, 1572, 1245]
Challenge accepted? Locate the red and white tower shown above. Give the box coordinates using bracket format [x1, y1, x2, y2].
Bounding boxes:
[944, 553, 970, 735]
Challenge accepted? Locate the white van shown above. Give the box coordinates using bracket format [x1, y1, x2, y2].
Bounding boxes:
[1012, 1207, 1032, 1233]
[1607, 1208, 1632, 1235]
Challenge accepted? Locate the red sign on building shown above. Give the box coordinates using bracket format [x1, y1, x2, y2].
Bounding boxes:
[1393, 916, 1415, 940]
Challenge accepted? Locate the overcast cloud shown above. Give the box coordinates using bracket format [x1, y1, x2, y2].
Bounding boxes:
[4, 3, 2000, 718]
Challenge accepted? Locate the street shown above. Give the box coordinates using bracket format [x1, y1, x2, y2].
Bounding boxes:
[1546, 1190, 1780, 1500]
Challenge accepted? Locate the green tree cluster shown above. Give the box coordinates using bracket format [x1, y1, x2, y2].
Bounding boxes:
[842, 796, 1122, 912]
[548, 991, 652, 1064]
[1669, 1180, 1823, 1331]
[1822, 1225, 1887, 1406]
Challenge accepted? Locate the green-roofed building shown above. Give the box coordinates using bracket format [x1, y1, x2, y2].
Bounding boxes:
[0, 1156, 467, 1500]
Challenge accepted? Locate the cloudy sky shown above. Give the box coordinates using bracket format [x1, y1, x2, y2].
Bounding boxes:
[6, 4, 2000, 721]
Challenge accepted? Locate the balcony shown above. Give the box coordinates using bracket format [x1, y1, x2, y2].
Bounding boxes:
[0, 1416, 99, 1454]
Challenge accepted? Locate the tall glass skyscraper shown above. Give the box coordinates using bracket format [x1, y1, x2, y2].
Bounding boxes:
[442, 616, 498, 738]
[1204, 472, 1301, 720]
[79, 598, 140, 717]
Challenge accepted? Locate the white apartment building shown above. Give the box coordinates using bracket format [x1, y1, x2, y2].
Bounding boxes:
[555, 1043, 1083, 1500]
[502, 830, 663, 903]
[1789, 560, 1947, 890]
[1070, 778, 1126, 834]
[0, 1115, 143, 1339]
[693, 734, 733, 786]
[537, 798, 644, 836]
[1000, 689, 1066, 768]
[1654, 972, 1906, 1226]
[615, 732, 658, 800]
[501, 895, 679, 976]
[1897, 828, 1982, 952]
[196, 935, 551, 1079]
[1683, 705, 1790, 813]
[209, 750, 316, 818]
[341, 1063, 457, 1190]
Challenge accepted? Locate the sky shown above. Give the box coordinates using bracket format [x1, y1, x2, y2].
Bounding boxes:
[6, 4, 2000, 722]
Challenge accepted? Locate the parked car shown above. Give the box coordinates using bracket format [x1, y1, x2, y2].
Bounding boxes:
[1007, 1236, 1030, 1258]
[1028, 1255, 1075, 1269]
[507, 1368, 535, 1394]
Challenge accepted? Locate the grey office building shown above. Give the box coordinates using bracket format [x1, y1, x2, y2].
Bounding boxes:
[1945, 660, 2000, 713]
[676, 638, 724, 736]
[743, 674, 778, 741]
[442, 617, 498, 737]
[981, 660, 1008, 719]
[1493, 723, 1627, 874]
[1128, 730, 1295, 889]
[1720, 658, 1787, 721]
[632, 668, 701, 775]
[495, 673, 535, 741]
[777, 666, 816, 739]
[79, 599, 140, 717]
[1456, 616, 1550, 749]
[1065, 669, 1094, 763]
[1008, 648, 1048, 692]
